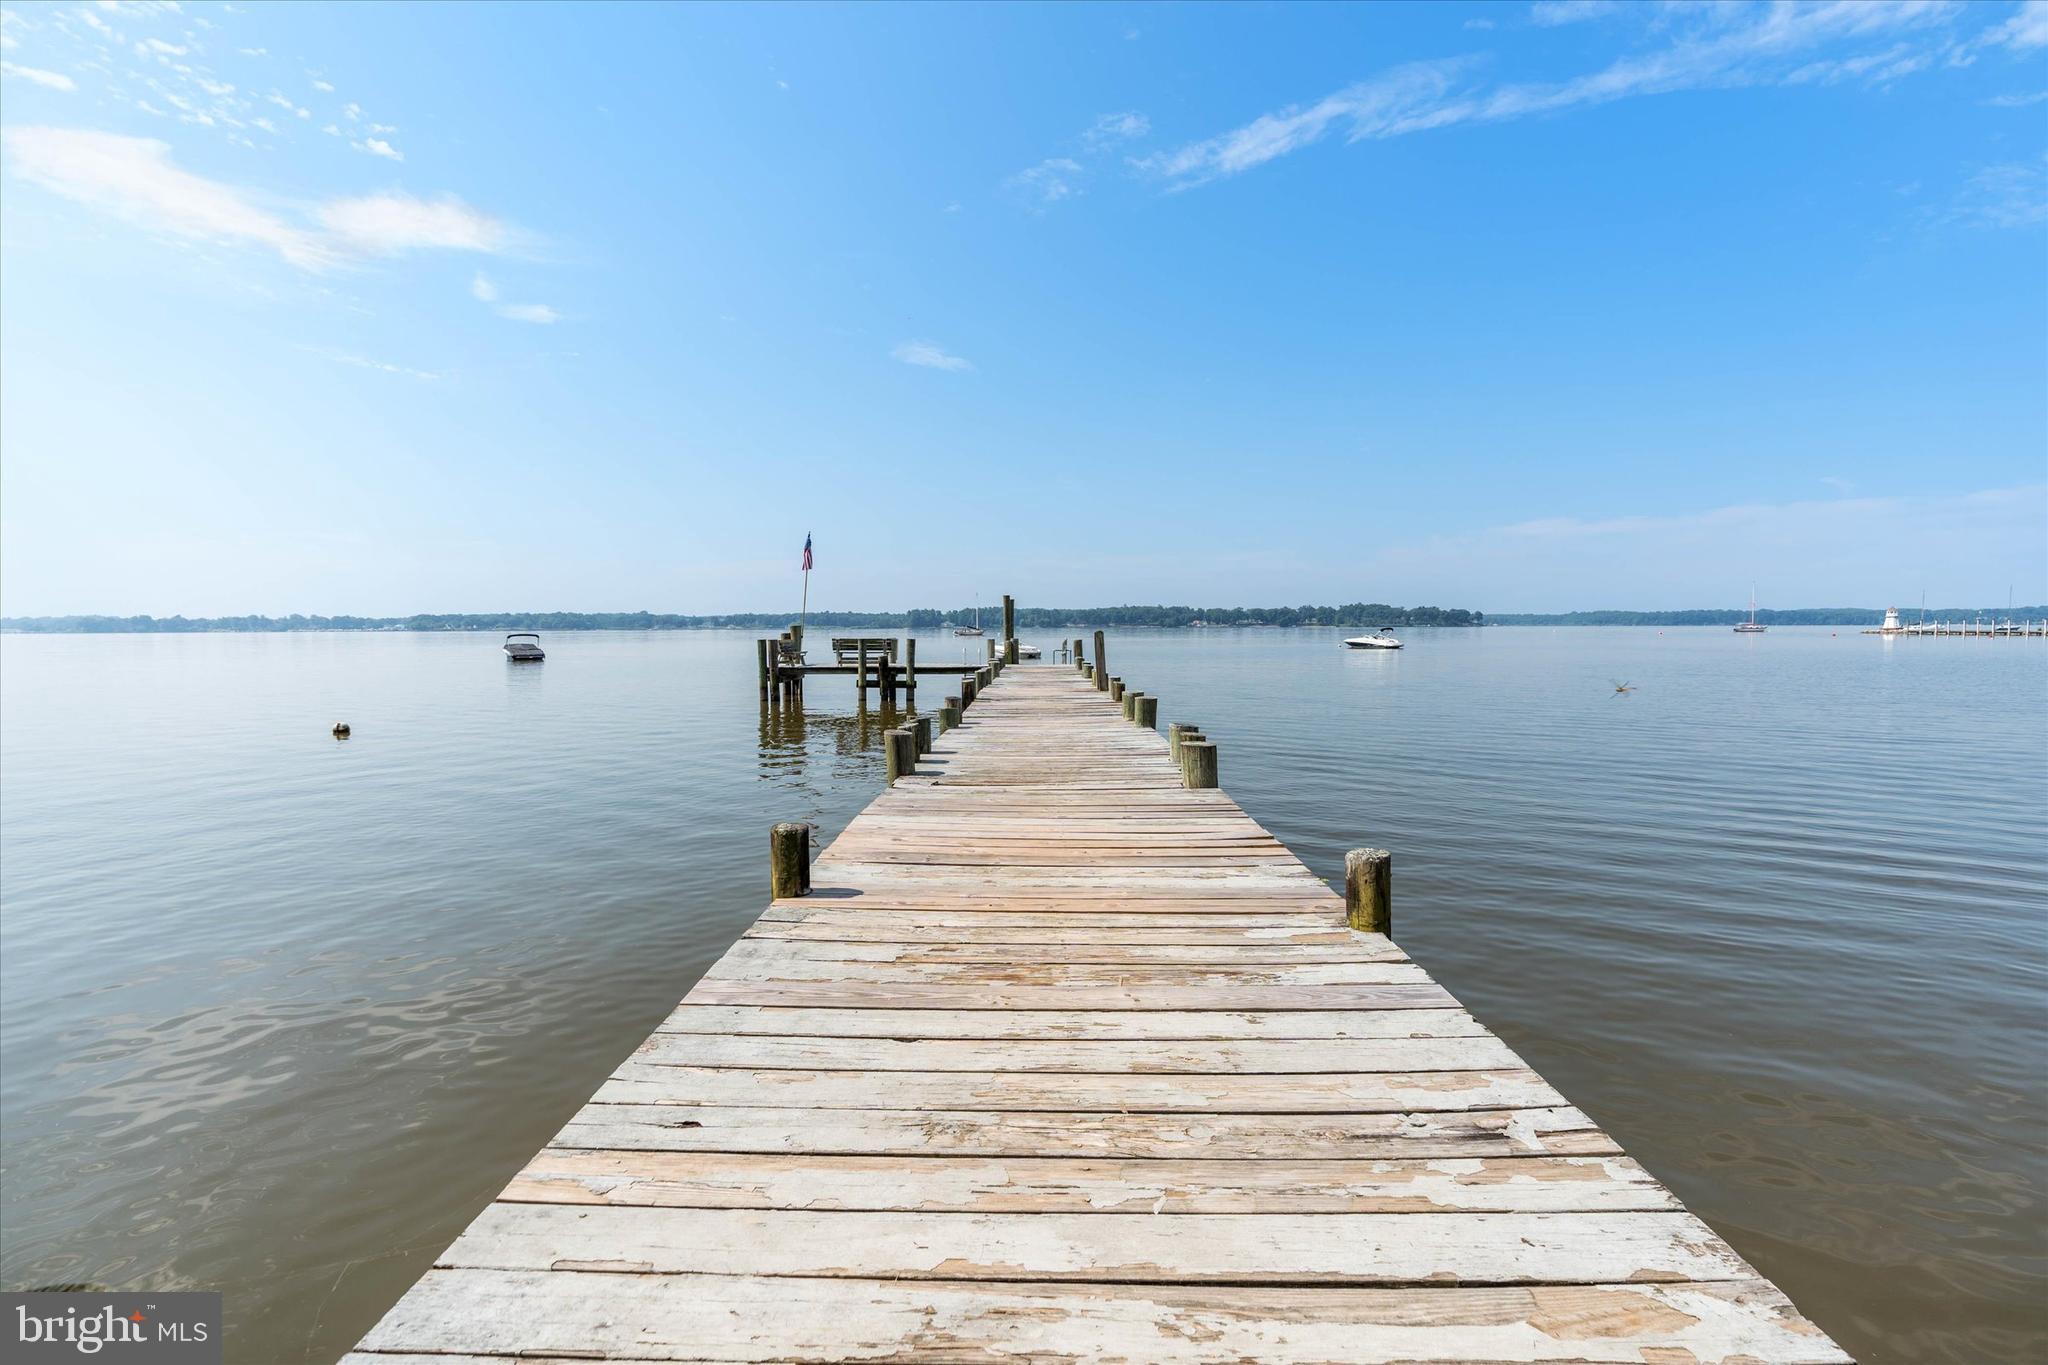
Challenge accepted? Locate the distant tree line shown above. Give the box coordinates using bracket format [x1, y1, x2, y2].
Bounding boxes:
[1487, 607, 2047, 626]
[1, 603, 1484, 633]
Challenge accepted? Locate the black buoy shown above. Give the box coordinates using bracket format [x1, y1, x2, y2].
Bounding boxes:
[332, 722, 351, 739]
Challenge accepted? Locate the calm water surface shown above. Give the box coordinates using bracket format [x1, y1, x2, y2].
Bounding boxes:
[2, 628, 2042, 1363]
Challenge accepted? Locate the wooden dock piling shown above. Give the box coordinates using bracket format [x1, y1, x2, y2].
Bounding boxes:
[1346, 847, 1392, 936]
[355, 653, 1847, 1365]
[939, 696, 961, 732]
[1093, 629, 1108, 690]
[883, 728, 915, 784]
[1182, 738, 1218, 789]
[768, 822, 810, 899]
[912, 714, 934, 756]
[1135, 694, 1158, 730]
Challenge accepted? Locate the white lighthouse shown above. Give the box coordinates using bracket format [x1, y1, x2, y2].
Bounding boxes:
[1880, 606, 1902, 633]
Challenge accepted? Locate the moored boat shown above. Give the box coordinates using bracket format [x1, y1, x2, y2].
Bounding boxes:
[1344, 628, 1402, 650]
[1734, 585, 1767, 633]
[503, 632, 545, 661]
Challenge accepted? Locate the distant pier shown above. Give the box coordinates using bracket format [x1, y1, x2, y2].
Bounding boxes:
[1862, 616, 2046, 637]
[351, 609, 1847, 1363]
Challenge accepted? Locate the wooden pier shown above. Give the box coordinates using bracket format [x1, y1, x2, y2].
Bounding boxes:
[351, 648, 1847, 1363]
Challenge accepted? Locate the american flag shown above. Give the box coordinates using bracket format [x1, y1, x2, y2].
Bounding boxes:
[801, 534, 813, 572]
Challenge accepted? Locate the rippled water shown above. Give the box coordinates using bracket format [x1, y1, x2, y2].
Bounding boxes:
[1, 628, 2042, 1363]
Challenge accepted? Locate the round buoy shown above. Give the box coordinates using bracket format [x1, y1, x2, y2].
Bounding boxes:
[332, 722, 351, 739]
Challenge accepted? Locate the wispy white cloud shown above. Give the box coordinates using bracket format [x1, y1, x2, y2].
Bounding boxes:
[1007, 155, 1084, 204]
[466, 271, 559, 322]
[496, 302, 558, 324]
[3, 128, 516, 269]
[1083, 110, 1149, 148]
[1011, 112, 1154, 208]
[318, 191, 505, 255]
[1984, 88, 2048, 106]
[5, 126, 332, 266]
[1135, 60, 1469, 187]
[2, 60, 76, 90]
[891, 340, 972, 371]
[355, 135, 401, 161]
[235, 46, 265, 57]
[323, 349, 441, 381]
[1140, 1, 1969, 189]
[1984, 0, 2048, 50]
[1529, 0, 1621, 27]
[1944, 158, 2048, 228]
[138, 36, 183, 55]
[310, 76, 333, 92]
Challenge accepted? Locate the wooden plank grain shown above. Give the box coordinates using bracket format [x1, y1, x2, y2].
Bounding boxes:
[503, 1151, 1682, 1214]
[550, 1103, 1620, 1159]
[592, 1062, 1565, 1112]
[440, 1204, 1760, 1285]
[350, 1272, 1853, 1364]
[633, 1032, 1519, 1073]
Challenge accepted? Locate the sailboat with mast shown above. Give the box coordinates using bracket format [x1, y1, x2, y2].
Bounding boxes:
[953, 596, 985, 637]
[1733, 585, 1767, 634]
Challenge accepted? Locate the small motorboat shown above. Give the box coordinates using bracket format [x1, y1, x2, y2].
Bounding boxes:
[1016, 643, 1041, 659]
[1344, 628, 1402, 650]
[503, 632, 545, 662]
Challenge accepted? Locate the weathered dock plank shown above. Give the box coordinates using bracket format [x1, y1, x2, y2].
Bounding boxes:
[352, 663, 1847, 1363]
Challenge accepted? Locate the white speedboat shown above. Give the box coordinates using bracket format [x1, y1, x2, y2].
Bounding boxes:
[1016, 643, 1041, 659]
[503, 632, 545, 661]
[1344, 629, 1402, 650]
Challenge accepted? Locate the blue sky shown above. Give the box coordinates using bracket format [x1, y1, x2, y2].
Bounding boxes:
[1, 0, 2043, 615]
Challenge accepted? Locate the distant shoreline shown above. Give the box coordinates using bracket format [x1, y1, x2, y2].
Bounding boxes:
[4, 605, 2040, 633]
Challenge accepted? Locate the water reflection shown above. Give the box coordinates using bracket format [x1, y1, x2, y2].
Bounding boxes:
[757, 694, 920, 790]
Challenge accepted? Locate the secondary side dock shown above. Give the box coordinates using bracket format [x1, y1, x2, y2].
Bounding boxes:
[350, 662, 1848, 1363]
